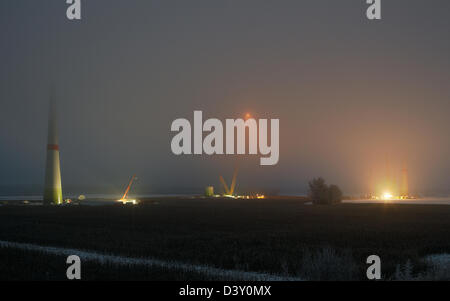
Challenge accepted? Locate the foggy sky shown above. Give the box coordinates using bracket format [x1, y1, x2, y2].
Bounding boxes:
[1, 0, 450, 195]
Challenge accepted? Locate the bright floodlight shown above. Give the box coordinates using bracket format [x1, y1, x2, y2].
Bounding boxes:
[382, 192, 393, 200]
[118, 199, 137, 205]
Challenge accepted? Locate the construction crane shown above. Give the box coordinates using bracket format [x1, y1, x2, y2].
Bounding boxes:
[118, 175, 139, 205]
[219, 168, 238, 197]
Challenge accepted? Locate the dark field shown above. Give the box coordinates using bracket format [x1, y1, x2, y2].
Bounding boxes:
[0, 198, 449, 280]
[0, 247, 219, 281]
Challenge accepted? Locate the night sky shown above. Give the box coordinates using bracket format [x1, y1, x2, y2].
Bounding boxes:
[1, 1, 450, 196]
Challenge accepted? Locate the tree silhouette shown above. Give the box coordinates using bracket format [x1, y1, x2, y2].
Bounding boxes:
[308, 178, 343, 205]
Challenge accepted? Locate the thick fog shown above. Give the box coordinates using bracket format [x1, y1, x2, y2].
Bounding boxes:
[1, 1, 450, 195]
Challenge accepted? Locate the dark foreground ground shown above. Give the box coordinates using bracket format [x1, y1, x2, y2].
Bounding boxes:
[0, 197, 449, 280]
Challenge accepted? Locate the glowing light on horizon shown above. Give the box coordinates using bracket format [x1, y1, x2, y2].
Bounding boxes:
[382, 192, 393, 200]
[118, 199, 137, 205]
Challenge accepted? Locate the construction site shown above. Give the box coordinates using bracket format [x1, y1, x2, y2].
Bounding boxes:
[35, 99, 430, 207]
[364, 157, 417, 201]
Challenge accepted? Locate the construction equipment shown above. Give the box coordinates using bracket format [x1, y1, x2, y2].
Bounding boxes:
[219, 168, 238, 197]
[43, 97, 63, 205]
[118, 175, 139, 205]
[205, 186, 214, 197]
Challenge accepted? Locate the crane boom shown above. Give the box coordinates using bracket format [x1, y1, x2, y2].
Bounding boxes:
[219, 175, 230, 195]
[229, 168, 238, 195]
[121, 174, 136, 200]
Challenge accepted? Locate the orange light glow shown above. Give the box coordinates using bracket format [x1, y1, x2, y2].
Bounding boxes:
[118, 199, 138, 205]
[382, 192, 393, 200]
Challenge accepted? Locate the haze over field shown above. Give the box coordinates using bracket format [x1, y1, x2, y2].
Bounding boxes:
[1, 1, 450, 195]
